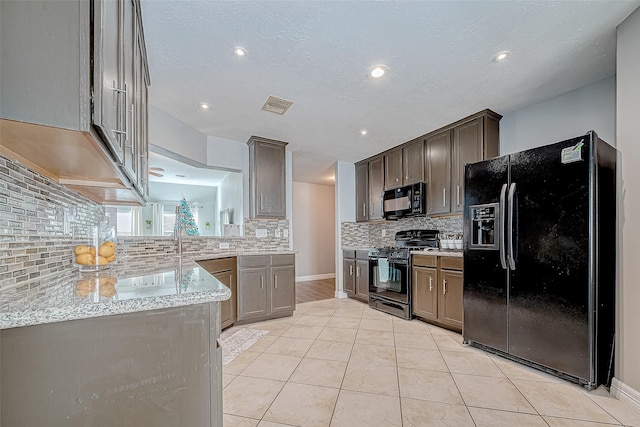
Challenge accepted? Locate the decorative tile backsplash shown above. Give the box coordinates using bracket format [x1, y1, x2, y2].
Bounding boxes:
[0, 153, 289, 290]
[0, 155, 106, 287]
[341, 215, 463, 248]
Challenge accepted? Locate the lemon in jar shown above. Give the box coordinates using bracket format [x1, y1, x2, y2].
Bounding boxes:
[74, 245, 90, 255]
[98, 242, 115, 258]
[75, 253, 94, 265]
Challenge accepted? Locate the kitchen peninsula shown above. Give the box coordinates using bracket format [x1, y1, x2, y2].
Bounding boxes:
[0, 257, 230, 426]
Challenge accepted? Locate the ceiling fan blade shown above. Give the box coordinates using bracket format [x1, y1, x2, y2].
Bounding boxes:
[149, 171, 164, 177]
[149, 167, 165, 172]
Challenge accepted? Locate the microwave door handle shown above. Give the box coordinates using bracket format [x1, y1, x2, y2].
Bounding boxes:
[499, 184, 507, 270]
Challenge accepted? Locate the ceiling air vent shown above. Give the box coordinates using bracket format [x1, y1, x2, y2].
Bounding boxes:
[261, 96, 293, 115]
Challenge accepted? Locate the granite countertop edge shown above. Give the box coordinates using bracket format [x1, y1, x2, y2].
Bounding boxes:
[0, 287, 231, 330]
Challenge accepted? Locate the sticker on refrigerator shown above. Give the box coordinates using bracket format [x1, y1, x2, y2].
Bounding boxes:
[561, 140, 584, 164]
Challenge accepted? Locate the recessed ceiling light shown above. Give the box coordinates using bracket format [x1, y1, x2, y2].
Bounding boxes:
[494, 51, 510, 62]
[360, 130, 368, 136]
[234, 47, 247, 57]
[369, 65, 387, 78]
[200, 103, 211, 110]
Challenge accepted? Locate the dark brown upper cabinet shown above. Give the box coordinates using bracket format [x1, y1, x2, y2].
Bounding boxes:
[355, 161, 369, 222]
[426, 131, 452, 215]
[384, 148, 403, 190]
[402, 139, 425, 185]
[248, 136, 288, 219]
[368, 156, 385, 220]
[451, 114, 500, 213]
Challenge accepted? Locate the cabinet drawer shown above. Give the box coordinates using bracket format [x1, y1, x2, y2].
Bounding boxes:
[343, 250, 355, 259]
[355, 250, 369, 261]
[271, 254, 295, 267]
[440, 256, 463, 271]
[413, 255, 437, 268]
[197, 257, 236, 273]
[238, 255, 268, 268]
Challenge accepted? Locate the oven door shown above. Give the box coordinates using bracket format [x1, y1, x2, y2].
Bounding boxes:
[369, 257, 409, 304]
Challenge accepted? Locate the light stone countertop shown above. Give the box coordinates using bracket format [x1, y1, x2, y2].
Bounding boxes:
[410, 249, 464, 258]
[0, 249, 297, 330]
[0, 257, 231, 330]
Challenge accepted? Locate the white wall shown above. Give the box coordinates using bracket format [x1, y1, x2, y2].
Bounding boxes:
[292, 182, 335, 279]
[500, 76, 616, 154]
[616, 5, 640, 398]
[334, 161, 356, 296]
[218, 172, 243, 229]
[149, 106, 208, 161]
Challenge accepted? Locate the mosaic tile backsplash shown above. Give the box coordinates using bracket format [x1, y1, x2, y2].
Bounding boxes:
[341, 215, 463, 248]
[0, 154, 289, 289]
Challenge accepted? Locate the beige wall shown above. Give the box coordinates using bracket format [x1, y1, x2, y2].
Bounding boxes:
[617, 6, 640, 393]
[292, 182, 336, 279]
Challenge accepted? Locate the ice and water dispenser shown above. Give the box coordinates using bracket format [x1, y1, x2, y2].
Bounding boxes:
[469, 203, 500, 250]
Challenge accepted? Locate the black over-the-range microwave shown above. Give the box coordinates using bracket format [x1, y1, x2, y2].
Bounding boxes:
[382, 182, 426, 220]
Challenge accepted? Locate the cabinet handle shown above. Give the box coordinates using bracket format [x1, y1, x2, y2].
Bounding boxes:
[396, 178, 399, 182]
[349, 265, 353, 276]
[356, 266, 360, 277]
[260, 275, 264, 289]
[362, 203, 366, 217]
[260, 193, 264, 210]
[443, 278, 447, 295]
[406, 175, 409, 180]
[129, 103, 135, 155]
[111, 81, 128, 138]
[456, 185, 460, 207]
[274, 275, 278, 288]
[429, 276, 433, 292]
[442, 188, 446, 207]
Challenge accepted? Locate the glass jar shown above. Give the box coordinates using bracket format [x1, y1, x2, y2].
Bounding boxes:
[72, 221, 117, 271]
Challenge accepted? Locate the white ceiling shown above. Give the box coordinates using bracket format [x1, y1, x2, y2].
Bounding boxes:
[148, 151, 232, 186]
[140, 0, 639, 186]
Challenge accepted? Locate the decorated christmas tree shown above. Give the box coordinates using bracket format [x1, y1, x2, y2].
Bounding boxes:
[177, 196, 200, 236]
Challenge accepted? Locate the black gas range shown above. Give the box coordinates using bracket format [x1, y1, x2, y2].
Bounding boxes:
[368, 230, 439, 319]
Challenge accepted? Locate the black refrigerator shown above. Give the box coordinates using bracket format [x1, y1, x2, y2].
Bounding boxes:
[462, 131, 616, 389]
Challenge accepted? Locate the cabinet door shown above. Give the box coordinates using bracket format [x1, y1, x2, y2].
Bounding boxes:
[355, 162, 369, 222]
[343, 259, 356, 296]
[426, 131, 451, 215]
[368, 156, 384, 220]
[403, 139, 425, 185]
[237, 267, 268, 321]
[452, 118, 483, 213]
[412, 266, 438, 321]
[355, 259, 369, 300]
[133, 7, 149, 197]
[384, 149, 403, 190]
[253, 141, 286, 218]
[439, 269, 463, 329]
[121, 0, 137, 183]
[214, 270, 236, 329]
[271, 265, 296, 315]
[92, 0, 125, 163]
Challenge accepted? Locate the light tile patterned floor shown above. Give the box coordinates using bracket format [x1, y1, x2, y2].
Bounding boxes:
[223, 298, 640, 427]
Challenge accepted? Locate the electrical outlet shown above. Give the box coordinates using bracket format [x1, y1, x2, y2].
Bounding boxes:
[283, 229, 289, 238]
[382, 229, 386, 237]
[219, 242, 230, 250]
[256, 228, 268, 238]
[275, 229, 281, 238]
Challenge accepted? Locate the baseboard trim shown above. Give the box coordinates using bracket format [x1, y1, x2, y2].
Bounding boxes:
[335, 291, 348, 298]
[611, 378, 640, 412]
[296, 273, 335, 282]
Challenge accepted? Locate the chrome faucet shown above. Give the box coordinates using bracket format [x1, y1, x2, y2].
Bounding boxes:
[174, 205, 182, 257]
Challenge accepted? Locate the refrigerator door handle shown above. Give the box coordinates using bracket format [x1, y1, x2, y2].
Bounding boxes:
[499, 183, 508, 270]
[508, 182, 516, 270]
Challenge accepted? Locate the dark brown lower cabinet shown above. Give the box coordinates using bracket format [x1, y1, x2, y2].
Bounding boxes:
[236, 254, 295, 323]
[412, 255, 463, 332]
[343, 250, 369, 302]
[198, 257, 237, 329]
